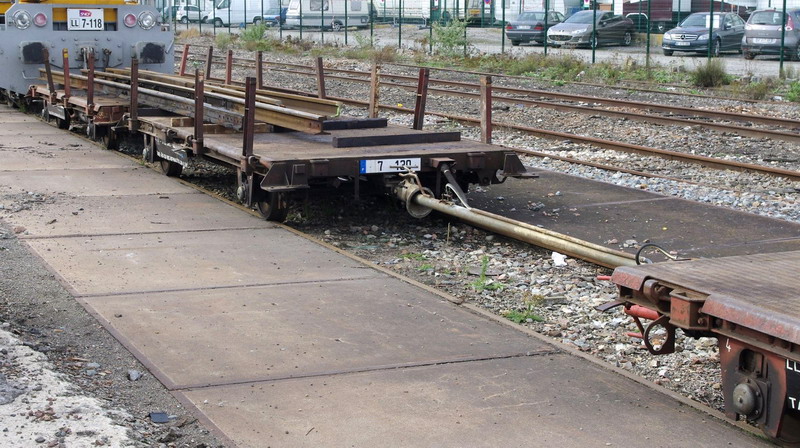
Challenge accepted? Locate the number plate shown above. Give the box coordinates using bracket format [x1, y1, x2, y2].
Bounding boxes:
[752, 38, 776, 44]
[67, 8, 104, 31]
[359, 158, 421, 174]
[788, 359, 800, 415]
[675, 41, 691, 46]
[518, 25, 531, 30]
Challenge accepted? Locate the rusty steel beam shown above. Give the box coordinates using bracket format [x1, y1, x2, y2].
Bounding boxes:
[368, 63, 379, 119]
[62, 49, 71, 99]
[130, 57, 138, 126]
[194, 70, 205, 154]
[179, 43, 190, 77]
[412, 68, 429, 131]
[316, 57, 326, 100]
[101, 68, 341, 118]
[256, 51, 264, 90]
[205, 46, 214, 80]
[242, 77, 256, 158]
[42, 48, 56, 100]
[225, 49, 233, 85]
[86, 50, 95, 114]
[480, 76, 492, 144]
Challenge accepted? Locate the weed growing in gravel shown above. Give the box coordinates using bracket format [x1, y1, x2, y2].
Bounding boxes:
[418, 263, 434, 271]
[690, 59, 731, 88]
[737, 78, 778, 100]
[471, 256, 505, 292]
[401, 252, 426, 261]
[503, 295, 544, 324]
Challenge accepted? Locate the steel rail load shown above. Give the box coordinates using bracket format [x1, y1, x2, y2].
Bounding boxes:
[0, 0, 173, 105]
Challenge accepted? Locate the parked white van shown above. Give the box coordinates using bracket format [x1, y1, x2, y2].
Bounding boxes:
[209, 0, 281, 27]
[284, 0, 372, 30]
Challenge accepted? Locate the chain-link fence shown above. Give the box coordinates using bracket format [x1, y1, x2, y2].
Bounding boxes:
[163, 0, 800, 76]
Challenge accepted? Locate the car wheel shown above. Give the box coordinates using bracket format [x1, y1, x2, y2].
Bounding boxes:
[622, 31, 632, 46]
[214, 18, 223, 27]
[331, 21, 342, 31]
[794, 44, 800, 61]
[180, 16, 188, 24]
[743, 51, 755, 60]
[253, 17, 261, 25]
[711, 38, 721, 57]
[511, 40, 520, 46]
[591, 35, 599, 49]
[663, 49, 674, 56]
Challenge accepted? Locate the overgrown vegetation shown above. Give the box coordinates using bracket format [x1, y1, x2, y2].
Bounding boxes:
[787, 81, 800, 102]
[690, 59, 732, 87]
[431, 19, 469, 58]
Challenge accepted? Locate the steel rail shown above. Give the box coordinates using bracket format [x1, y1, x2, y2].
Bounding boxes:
[43, 70, 328, 134]
[182, 50, 800, 130]
[185, 55, 800, 143]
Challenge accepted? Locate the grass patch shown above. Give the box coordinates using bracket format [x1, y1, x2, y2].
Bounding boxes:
[690, 59, 731, 87]
[177, 28, 200, 39]
[431, 19, 469, 58]
[787, 81, 800, 102]
[401, 252, 426, 261]
[502, 294, 545, 324]
[214, 32, 237, 50]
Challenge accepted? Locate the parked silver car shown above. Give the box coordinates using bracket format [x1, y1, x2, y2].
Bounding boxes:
[742, 8, 800, 60]
[662, 12, 745, 57]
[547, 10, 634, 48]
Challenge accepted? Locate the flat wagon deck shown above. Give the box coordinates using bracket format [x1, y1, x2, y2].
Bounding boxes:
[610, 251, 800, 444]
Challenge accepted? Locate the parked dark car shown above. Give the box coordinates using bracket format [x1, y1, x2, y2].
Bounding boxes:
[547, 10, 634, 48]
[505, 11, 565, 46]
[742, 8, 800, 60]
[662, 12, 745, 57]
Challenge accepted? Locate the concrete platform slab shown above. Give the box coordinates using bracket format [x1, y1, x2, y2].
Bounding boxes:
[83, 279, 551, 389]
[473, 172, 800, 259]
[0, 167, 196, 197]
[0, 145, 131, 171]
[25, 228, 381, 296]
[181, 356, 768, 448]
[0, 121, 73, 136]
[6, 193, 274, 238]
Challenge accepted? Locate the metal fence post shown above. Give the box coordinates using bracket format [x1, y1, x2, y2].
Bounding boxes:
[588, 3, 592, 64]
[780, 0, 787, 77]
[429, 0, 434, 53]
[501, 0, 505, 53]
[707, 0, 714, 60]
[544, 0, 549, 56]
[646, 0, 652, 74]
[345, 0, 349, 45]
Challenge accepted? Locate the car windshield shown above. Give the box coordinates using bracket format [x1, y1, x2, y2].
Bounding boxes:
[517, 12, 546, 21]
[749, 11, 786, 25]
[216, 0, 230, 9]
[564, 11, 595, 24]
[265, 8, 281, 14]
[680, 13, 720, 28]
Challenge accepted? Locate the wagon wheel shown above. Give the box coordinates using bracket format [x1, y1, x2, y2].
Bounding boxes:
[160, 160, 183, 177]
[256, 192, 289, 222]
[102, 129, 119, 150]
